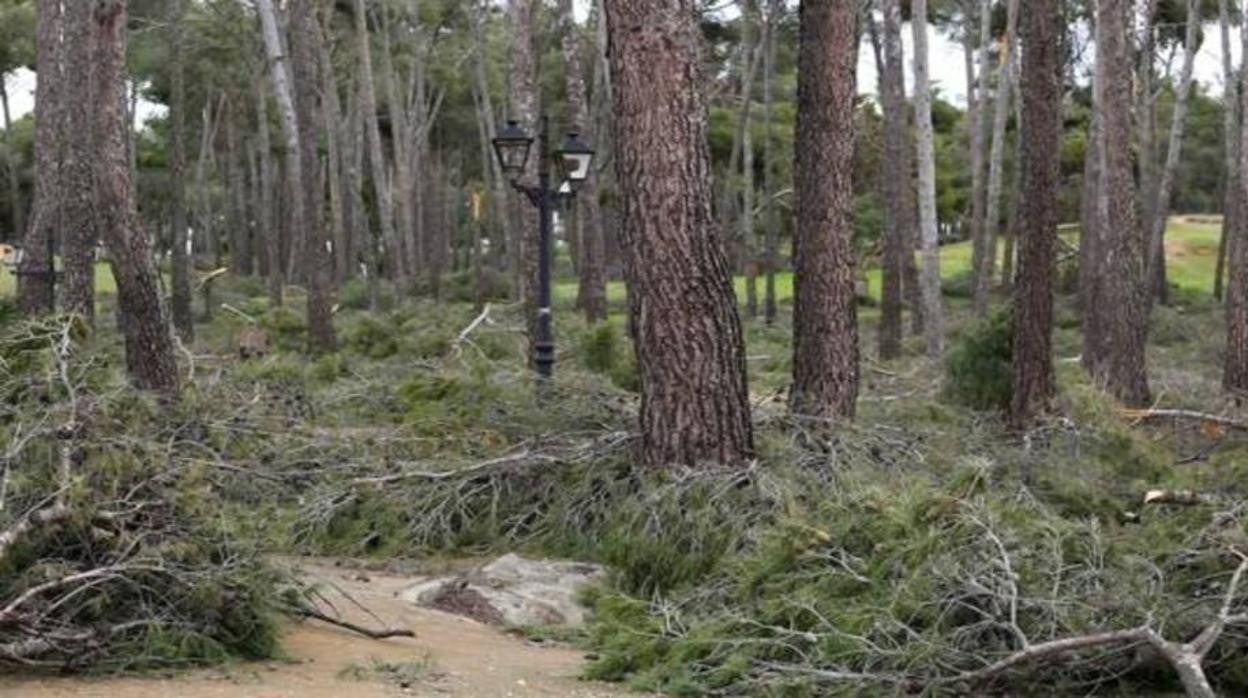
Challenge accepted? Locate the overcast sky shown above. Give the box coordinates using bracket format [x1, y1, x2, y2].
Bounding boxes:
[1, 20, 1241, 126]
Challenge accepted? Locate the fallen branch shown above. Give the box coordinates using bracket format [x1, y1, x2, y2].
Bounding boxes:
[285, 604, 415, 640]
[350, 450, 556, 486]
[1121, 408, 1248, 432]
[1143, 490, 1222, 507]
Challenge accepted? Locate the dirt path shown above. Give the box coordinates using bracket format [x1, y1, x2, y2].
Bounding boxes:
[0, 559, 636, 698]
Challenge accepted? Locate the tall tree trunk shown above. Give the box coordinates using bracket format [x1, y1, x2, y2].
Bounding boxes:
[1090, 0, 1151, 406]
[226, 112, 251, 277]
[0, 79, 22, 244]
[973, 0, 1019, 316]
[1010, 0, 1060, 428]
[912, 0, 946, 359]
[256, 74, 283, 306]
[877, 0, 910, 360]
[1135, 0, 1160, 222]
[471, 0, 513, 280]
[1001, 54, 1023, 288]
[762, 0, 781, 325]
[508, 0, 539, 340]
[604, 0, 754, 467]
[377, 9, 420, 289]
[351, 0, 406, 288]
[790, 0, 859, 419]
[315, 5, 347, 286]
[288, 0, 337, 353]
[1080, 10, 1104, 362]
[93, 0, 179, 396]
[168, 0, 193, 339]
[741, 0, 759, 319]
[17, 0, 64, 316]
[967, 0, 990, 308]
[61, 0, 97, 322]
[1215, 0, 1240, 302]
[1144, 0, 1199, 308]
[558, 0, 608, 323]
[1224, 3, 1248, 395]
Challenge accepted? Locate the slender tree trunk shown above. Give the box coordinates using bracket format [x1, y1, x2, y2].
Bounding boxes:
[973, 0, 1019, 316]
[877, 0, 909, 360]
[93, 0, 179, 396]
[17, 0, 64, 316]
[741, 1, 759, 319]
[168, 0, 193, 339]
[967, 0, 990, 305]
[0, 79, 22, 244]
[377, 10, 419, 289]
[61, 0, 97, 322]
[1010, 0, 1060, 428]
[471, 0, 513, 280]
[1091, 0, 1151, 406]
[604, 0, 754, 467]
[1136, 0, 1160, 222]
[1144, 0, 1199, 308]
[1001, 55, 1023, 288]
[315, 5, 347, 287]
[509, 0, 539, 338]
[288, 0, 337, 352]
[351, 0, 405, 288]
[558, 0, 608, 323]
[790, 0, 859, 419]
[1215, 0, 1241, 303]
[1224, 4, 1248, 395]
[912, 0, 945, 359]
[256, 75, 283, 306]
[762, 0, 780, 325]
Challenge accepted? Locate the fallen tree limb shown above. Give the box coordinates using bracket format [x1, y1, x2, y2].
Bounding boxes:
[1121, 408, 1248, 432]
[285, 604, 415, 640]
[349, 450, 557, 486]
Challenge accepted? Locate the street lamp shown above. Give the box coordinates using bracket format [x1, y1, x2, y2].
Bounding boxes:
[492, 116, 596, 380]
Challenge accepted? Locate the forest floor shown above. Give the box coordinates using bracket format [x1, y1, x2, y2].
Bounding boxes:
[0, 557, 637, 698]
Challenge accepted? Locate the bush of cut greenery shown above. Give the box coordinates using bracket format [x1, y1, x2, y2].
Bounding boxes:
[944, 309, 1013, 411]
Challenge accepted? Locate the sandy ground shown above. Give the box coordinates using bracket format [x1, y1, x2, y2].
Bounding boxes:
[0, 559, 636, 698]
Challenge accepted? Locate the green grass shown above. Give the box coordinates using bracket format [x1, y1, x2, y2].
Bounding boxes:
[0, 260, 117, 298]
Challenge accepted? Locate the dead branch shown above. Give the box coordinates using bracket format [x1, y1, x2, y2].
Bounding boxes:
[285, 603, 415, 640]
[1122, 408, 1248, 432]
[1143, 490, 1222, 507]
[349, 450, 556, 486]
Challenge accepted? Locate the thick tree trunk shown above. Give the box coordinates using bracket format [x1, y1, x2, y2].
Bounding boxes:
[558, 0, 608, 323]
[790, 0, 859, 420]
[973, 0, 1019, 316]
[604, 0, 754, 467]
[289, 0, 337, 353]
[877, 0, 909, 360]
[1224, 5, 1248, 395]
[17, 0, 63, 316]
[0, 79, 22, 244]
[912, 0, 945, 359]
[60, 0, 97, 322]
[1215, 0, 1240, 303]
[1144, 0, 1199, 308]
[1010, 0, 1060, 428]
[168, 0, 193, 339]
[1091, 0, 1151, 406]
[93, 0, 179, 396]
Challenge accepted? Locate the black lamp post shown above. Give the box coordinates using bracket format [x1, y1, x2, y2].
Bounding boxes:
[6, 232, 58, 299]
[493, 116, 595, 380]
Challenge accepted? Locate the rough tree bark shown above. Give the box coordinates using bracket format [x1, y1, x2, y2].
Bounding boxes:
[92, 0, 179, 396]
[288, 0, 337, 352]
[967, 0, 990, 311]
[168, 0, 193, 340]
[1090, 0, 1151, 406]
[17, 0, 64, 316]
[60, 0, 97, 322]
[762, 0, 781, 325]
[877, 0, 910, 360]
[558, 0, 608, 323]
[790, 0, 859, 419]
[973, 0, 1020, 316]
[508, 0, 539, 341]
[255, 74, 283, 307]
[912, 0, 946, 359]
[1010, 0, 1060, 428]
[377, 8, 420, 288]
[1079, 6, 1104, 360]
[1144, 0, 1199, 308]
[1224, 1, 1248, 396]
[604, 0, 754, 467]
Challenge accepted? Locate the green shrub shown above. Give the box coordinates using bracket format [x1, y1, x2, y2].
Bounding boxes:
[259, 306, 308, 352]
[944, 309, 1013, 411]
[444, 268, 513, 304]
[343, 314, 400, 359]
[941, 269, 975, 298]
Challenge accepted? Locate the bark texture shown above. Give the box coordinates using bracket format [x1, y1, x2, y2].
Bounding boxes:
[1090, 0, 1151, 406]
[790, 0, 858, 419]
[912, 0, 945, 359]
[60, 0, 97, 322]
[169, 0, 193, 340]
[1225, 2, 1248, 395]
[1010, 0, 1060, 428]
[604, 0, 754, 467]
[93, 0, 179, 396]
[508, 0, 539, 348]
[877, 0, 909, 360]
[1215, 0, 1240, 302]
[17, 0, 64, 316]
